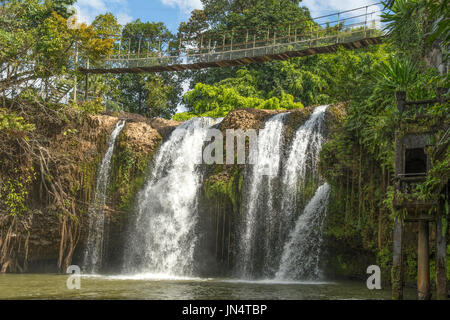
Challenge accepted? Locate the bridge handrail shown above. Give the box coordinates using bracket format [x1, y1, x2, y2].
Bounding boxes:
[102, 20, 380, 61]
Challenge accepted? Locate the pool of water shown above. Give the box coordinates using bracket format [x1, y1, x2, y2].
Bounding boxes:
[0, 274, 418, 300]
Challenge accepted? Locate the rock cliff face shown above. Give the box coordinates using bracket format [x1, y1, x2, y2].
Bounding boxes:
[0, 107, 176, 273]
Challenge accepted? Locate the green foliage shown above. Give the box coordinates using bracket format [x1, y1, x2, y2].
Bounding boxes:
[375, 56, 419, 92]
[109, 132, 161, 211]
[426, 0, 450, 45]
[204, 167, 243, 213]
[0, 167, 35, 216]
[176, 82, 303, 119]
[91, 13, 121, 39]
[75, 98, 104, 115]
[172, 112, 197, 121]
[103, 18, 183, 119]
[414, 137, 449, 203]
[200, 0, 311, 35]
[0, 108, 35, 133]
[381, 0, 428, 62]
[145, 76, 175, 118]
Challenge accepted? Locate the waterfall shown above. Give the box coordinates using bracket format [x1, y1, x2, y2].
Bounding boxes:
[83, 119, 126, 273]
[236, 105, 329, 280]
[281, 105, 328, 215]
[123, 117, 222, 277]
[275, 183, 331, 280]
[274, 105, 329, 280]
[236, 113, 288, 278]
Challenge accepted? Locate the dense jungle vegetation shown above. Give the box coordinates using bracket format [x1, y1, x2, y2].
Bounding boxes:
[0, 0, 448, 281]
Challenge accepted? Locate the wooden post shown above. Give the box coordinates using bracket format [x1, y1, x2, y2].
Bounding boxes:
[392, 217, 404, 300]
[435, 209, 448, 300]
[396, 91, 406, 113]
[417, 220, 431, 300]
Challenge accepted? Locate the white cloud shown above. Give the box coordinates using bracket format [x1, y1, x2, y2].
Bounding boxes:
[116, 13, 133, 25]
[73, 0, 133, 25]
[302, 0, 374, 17]
[160, 0, 203, 14]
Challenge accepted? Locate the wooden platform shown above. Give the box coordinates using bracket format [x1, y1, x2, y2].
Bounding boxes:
[81, 36, 383, 74]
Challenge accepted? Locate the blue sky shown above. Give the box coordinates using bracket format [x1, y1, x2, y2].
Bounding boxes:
[73, 0, 381, 33]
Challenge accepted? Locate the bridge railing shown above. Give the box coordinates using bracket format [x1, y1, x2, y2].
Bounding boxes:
[86, 3, 385, 72]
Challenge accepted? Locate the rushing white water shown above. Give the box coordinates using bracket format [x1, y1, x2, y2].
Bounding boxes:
[83, 119, 126, 273]
[123, 117, 222, 276]
[236, 105, 329, 280]
[274, 105, 329, 280]
[275, 183, 331, 280]
[281, 105, 328, 213]
[236, 113, 288, 278]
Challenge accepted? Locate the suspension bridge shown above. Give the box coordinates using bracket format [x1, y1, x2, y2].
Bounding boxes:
[82, 3, 386, 74]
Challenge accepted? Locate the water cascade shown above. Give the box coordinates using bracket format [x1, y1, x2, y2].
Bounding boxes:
[236, 113, 288, 278]
[123, 117, 223, 277]
[280, 105, 328, 219]
[82, 119, 126, 273]
[275, 183, 331, 280]
[236, 105, 329, 280]
[275, 105, 329, 280]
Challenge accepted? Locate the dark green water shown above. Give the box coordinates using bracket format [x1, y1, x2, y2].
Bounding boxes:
[0, 274, 417, 300]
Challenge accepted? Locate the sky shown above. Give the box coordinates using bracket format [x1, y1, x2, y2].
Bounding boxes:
[73, 0, 382, 33]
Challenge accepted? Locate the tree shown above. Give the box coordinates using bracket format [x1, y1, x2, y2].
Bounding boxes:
[91, 13, 121, 40]
[145, 76, 174, 118]
[100, 19, 182, 118]
[0, 0, 114, 101]
[381, 0, 428, 62]
[121, 19, 173, 54]
[180, 0, 314, 97]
